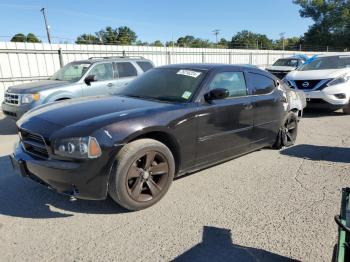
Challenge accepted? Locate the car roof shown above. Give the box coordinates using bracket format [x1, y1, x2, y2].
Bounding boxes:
[70, 56, 152, 64]
[158, 63, 274, 78]
[316, 52, 350, 57]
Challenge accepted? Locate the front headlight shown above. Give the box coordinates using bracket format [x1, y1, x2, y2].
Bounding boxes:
[327, 73, 350, 87]
[21, 93, 40, 104]
[54, 136, 102, 159]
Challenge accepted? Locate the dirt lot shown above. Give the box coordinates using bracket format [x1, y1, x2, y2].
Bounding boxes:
[0, 110, 349, 262]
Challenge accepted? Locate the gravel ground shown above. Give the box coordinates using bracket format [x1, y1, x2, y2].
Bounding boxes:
[0, 110, 349, 262]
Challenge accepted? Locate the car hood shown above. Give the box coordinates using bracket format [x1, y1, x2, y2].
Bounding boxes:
[6, 80, 72, 94]
[286, 68, 350, 80]
[266, 66, 296, 71]
[18, 95, 178, 128]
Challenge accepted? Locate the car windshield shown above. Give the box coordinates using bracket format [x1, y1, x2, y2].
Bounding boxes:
[50, 62, 91, 82]
[298, 55, 350, 71]
[116, 68, 206, 102]
[273, 59, 299, 67]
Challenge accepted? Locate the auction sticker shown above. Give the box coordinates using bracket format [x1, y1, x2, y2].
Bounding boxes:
[177, 69, 201, 78]
[182, 91, 192, 100]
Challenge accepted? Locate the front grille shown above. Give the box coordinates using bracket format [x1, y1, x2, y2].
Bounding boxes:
[3, 110, 17, 117]
[4, 92, 20, 105]
[294, 80, 321, 90]
[20, 129, 49, 159]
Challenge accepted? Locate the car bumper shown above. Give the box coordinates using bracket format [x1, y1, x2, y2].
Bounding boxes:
[303, 86, 349, 109]
[10, 142, 117, 200]
[1, 102, 32, 119]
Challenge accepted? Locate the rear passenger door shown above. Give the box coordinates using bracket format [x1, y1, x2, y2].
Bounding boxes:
[113, 62, 138, 93]
[83, 62, 116, 96]
[246, 72, 285, 146]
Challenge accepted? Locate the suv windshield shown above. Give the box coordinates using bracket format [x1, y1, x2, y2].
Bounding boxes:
[273, 59, 299, 67]
[51, 62, 91, 82]
[298, 55, 350, 71]
[117, 68, 206, 102]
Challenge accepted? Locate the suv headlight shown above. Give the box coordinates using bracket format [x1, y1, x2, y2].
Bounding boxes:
[22, 93, 40, 104]
[54, 137, 102, 159]
[327, 73, 350, 87]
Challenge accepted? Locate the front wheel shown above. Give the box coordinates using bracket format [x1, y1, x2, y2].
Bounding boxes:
[343, 102, 350, 114]
[273, 112, 298, 149]
[108, 138, 175, 211]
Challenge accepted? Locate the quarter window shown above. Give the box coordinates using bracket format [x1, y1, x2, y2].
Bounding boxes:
[248, 73, 275, 95]
[87, 63, 114, 81]
[136, 61, 153, 72]
[208, 71, 247, 98]
[116, 62, 137, 78]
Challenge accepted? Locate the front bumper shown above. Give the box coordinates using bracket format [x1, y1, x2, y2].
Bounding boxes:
[1, 102, 32, 119]
[11, 142, 116, 200]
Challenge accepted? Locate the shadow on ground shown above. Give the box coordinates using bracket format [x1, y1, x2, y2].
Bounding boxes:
[0, 115, 17, 135]
[0, 156, 127, 219]
[280, 144, 350, 164]
[173, 226, 297, 262]
[302, 109, 345, 118]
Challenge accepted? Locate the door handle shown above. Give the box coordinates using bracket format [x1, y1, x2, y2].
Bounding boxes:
[107, 83, 113, 87]
[243, 103, 253, 110]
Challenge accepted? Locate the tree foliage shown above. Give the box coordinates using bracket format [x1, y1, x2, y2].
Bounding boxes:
[294, 0, 350, 48]
[230, 30, 273, 49]
[11, 33, 41, 43]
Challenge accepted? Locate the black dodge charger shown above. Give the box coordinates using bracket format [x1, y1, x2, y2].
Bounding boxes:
[11, 64, 305, 210]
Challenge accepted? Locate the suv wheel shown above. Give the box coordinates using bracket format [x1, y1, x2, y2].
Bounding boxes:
[343, 102, 350, 114]
[273, 112, 298, 149]
[108, 139, 175, 211]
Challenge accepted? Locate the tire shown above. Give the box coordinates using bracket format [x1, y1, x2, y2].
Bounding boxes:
[273, 112, 298, 149]
[108, 138, 175, 211]
[343, 103, 350, 114]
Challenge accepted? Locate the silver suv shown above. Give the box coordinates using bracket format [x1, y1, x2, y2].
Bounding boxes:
[2, 56, 154, 119]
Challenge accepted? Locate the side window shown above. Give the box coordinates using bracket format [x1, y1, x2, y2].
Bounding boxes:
[136, 61, 154, 72]
[208, 71, 247, 98]
[116, 62, 137, 78]
[87, 63, 114, 81]
[248, 73, 275, 95]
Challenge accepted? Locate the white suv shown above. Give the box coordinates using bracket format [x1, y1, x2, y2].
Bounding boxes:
[284, 54, 350, 114]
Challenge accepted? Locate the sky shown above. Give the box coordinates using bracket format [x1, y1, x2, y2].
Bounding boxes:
[0, 0, 313, 43]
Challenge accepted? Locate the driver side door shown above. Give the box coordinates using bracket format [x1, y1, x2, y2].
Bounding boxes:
[195, 70, 254, 167]
[83, 62, 116, 97]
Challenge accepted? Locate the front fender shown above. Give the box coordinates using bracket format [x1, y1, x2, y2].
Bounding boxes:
[44, 91, 76, 103]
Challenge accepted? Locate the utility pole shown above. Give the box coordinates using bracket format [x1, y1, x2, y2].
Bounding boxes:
[212, 29, 220, 47]
[40, 8, 52, 43]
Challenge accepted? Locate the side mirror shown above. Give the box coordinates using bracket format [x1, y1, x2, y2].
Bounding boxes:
[84, 75, 96, 86]
[204, 88, 229, 101]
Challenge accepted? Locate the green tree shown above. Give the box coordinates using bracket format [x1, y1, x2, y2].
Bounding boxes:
[294, 0, 350, 48]
[176, 35, 213, 48]
[116, 26, 137, 45]
[26, 33, 41, 43]
[217, 38, 229, 48]
[165, 41, 176, 47]
[230, 30, 273, 49]
[274, 36, 301, 50]
[75, 34, 100, 44]
[151, 40, 163, 47]
[136, 40, 149, 46]
[11, 33, 26, 42]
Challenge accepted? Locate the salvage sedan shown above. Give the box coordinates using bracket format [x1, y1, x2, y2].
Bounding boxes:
[11, 64, 305, 210]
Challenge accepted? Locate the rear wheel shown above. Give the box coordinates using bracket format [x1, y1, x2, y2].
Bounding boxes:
[273, 112, 298, 149]
[108, 139, 175, 211]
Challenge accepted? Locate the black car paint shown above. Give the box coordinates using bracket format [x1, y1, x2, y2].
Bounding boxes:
[13, 64, 289, 200]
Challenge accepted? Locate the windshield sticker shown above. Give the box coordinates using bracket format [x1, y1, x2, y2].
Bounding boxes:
[182, 91, 192, 100]
[177, 69, 201, 78]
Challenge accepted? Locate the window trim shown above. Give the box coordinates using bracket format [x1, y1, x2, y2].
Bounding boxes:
[136, 61, 154, 72]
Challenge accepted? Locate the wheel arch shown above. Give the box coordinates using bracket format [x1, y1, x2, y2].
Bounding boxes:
[127, 130, 182, 175]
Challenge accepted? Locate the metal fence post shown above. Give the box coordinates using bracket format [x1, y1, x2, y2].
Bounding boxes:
[266, 52, 269, 67]
[58, 48, 64, 68]
[229, 52, 233, 64]
[122, 50, 126, 57]
[202, 52, 205, 63]
[249, 52, 253, 64]
[167, 51, 171, 65]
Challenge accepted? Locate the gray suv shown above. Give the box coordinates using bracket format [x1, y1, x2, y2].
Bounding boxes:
[2, 56, 154, 119]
